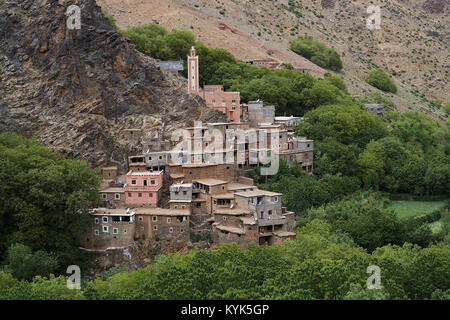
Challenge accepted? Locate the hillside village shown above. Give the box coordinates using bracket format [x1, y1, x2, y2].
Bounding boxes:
[81, 47, 315, 252]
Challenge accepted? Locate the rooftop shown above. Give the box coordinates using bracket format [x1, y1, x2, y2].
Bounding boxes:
[211, 193, 235, 199]
[214, 224, 245, 235]
[234, 189, 282, 198]
[194, 178, 228, 186]
[100, 187, 124, 193]
[227, 183, 257, 191]
[214, 208, 250, 215]
[91, 208, 135, 216]
[127, 170, 163, 176]
[132, 207, 191, 216]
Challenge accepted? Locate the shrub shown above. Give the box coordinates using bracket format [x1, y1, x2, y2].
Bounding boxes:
[290, 36, 343, 71]
[365, 68, 398, 93]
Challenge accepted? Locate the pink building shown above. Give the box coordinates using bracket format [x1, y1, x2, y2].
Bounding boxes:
[187, 47, 241, 123]
[124, 170, 163, 207]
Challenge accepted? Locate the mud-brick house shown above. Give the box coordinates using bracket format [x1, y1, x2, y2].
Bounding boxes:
[99, 187, 125, 208]
[211, 189, 296, 248]
[133, 207, 190, 244]
[124, 170, 164, 207]
[78, 208, 136, 250]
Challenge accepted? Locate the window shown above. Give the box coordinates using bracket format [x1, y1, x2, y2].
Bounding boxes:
[159, 156, 162, 160]
[102, 194, 107, 199]
[180, 228, 184, 233]
[131, 179, 137, 185]
[169, 227, 173, 233]
[113, 228, 119, 234]
[183, 191, 187, 195]
[102, 226, 109, 233]
[148, 156, 152, 161]
[181, 205, 185, 209]
[138, 193, 142, 197]
[115, 194, 120, 200]
[151, 180, 156, 185]
[196, 203, 201, 208]
[95, 218, 99, 224]
[174, 205, 178, 209]
[143, 179, 147, 186]
[102, 216, 108, 223]
[223, 217, 227, 221]
[153, 225, 158, 231]
[167, 218, 172, 223]
[139, 217, 143, 221]
[94, 230, 99, 236]
[149, 193, 153, 198]
[152, 216, 157, 222]
[274, 196, 278, 202]
[124, 229, 127, 233]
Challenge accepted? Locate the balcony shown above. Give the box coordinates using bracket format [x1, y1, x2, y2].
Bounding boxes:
[258, 217, 286, 226]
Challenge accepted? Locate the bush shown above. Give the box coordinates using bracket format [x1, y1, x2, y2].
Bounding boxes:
[290, 36, 343, 71]
[365, 68, 397, 93]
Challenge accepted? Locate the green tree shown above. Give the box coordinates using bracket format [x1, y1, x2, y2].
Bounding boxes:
[365, 68, 397, 93]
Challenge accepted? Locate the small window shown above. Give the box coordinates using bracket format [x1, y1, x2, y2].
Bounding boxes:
[138, 193, 142, 197]
[149, 193, 153, 198]
[151, 180, 156, 185]
[159, 156, 162, 160]
[102, 226, 109, 233]
[94, 230, 99, 236]
[167, 218, 172, 223]
[115, 193, 120, 200]
[196, 203, 201, 208]
[153, 225, 158, 231]
[113, 228, 119, 234]
[102, 194, 107, 199]
[152, 216, 157, 222]
[139, 217, 143, 221]
[131, 179, 137, 185]
[95, 218, 99, 224]
[274, 196, 278, 202]
[124, 229, 127, 233]
[169, 227, 173, 233]
[102, 216, 108, 223]
[223, 217, 227, 221]
[183, 191, 187, 195]
[180, 228, 184, 233]
[128, 193, 132, 197]
[174, 205, 178, 209]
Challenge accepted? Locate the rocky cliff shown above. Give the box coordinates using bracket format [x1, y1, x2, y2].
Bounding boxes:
[0, 0, 222, 168]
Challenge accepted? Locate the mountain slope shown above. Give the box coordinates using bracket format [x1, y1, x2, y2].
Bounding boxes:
[98, 0, 449, 120]
[0, 0, 220, 168]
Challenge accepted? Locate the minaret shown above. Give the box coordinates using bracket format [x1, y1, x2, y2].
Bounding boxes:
[187, 46, 199, 95]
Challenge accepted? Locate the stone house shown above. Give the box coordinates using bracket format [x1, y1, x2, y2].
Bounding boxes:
[133, 207, 190, 244]
[78, 208, 136, 250]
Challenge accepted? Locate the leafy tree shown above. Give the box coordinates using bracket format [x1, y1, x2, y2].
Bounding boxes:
[366, 68, 397, 93]
[4, 244, 59, 281]
[290, 36, 343, 71]
[0, 133, 101, 270]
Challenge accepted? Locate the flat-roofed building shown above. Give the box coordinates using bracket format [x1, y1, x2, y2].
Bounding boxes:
[78, 208, 136, 250]
[124, 170, 164, 207]
[133, 208, 190, 245]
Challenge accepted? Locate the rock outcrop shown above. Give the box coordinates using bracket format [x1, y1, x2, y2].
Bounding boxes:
[0, 0, 210, 168]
